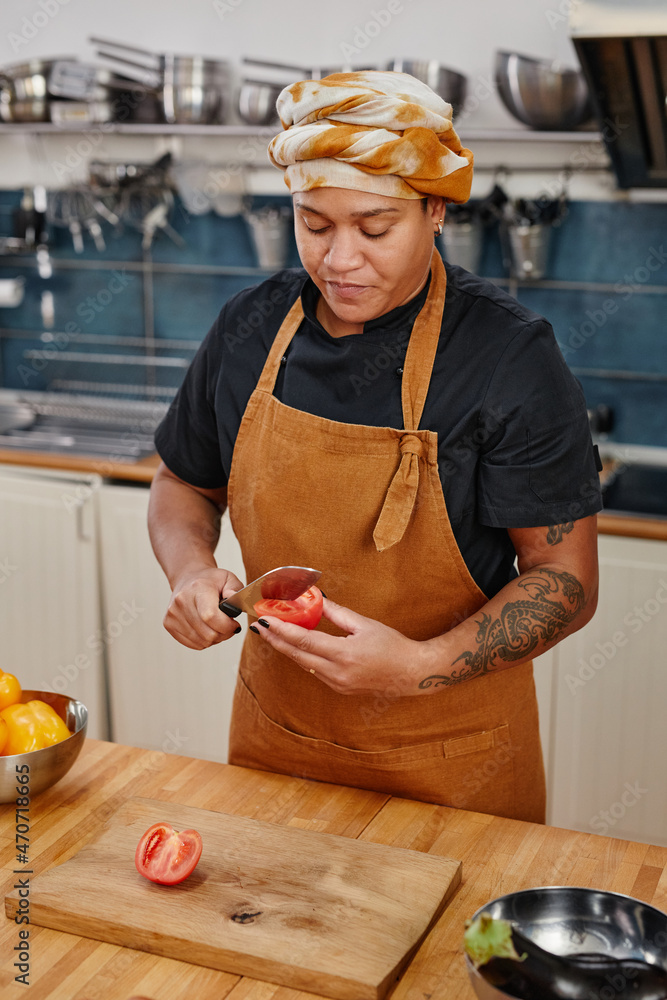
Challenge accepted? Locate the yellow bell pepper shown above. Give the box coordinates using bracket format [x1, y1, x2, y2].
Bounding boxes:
[0, 671, 21, 711]
[1, 700, 71, 755]
[26, 700, 71, 745]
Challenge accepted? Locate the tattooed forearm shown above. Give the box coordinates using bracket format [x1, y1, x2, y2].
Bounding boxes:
[546, 521, 574, 545]
[419, 568, 585, 690]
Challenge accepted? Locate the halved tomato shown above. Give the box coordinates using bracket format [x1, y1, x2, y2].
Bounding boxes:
[254, 585, 323, 629]
[135, 822, 202, 885]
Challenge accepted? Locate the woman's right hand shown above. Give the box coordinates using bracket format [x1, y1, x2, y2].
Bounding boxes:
[163, 567, 246, 649]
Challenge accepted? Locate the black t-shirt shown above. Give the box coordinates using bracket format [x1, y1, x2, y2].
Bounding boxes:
[155, 261, 602, 598]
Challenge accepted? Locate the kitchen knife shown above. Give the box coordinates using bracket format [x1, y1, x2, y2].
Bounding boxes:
[219, 565, 322, 618]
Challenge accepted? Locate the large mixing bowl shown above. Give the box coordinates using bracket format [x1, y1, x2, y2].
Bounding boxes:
[0, 690, 87, 802]
[495, 50, 593, 130]
[466, 886, 667, 1000]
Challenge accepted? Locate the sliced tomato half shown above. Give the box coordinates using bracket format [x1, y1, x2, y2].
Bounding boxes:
[253, 585, 323, 629]
[135, 822, 202, 885]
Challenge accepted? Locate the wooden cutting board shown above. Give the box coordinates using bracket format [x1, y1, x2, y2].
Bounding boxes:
[5, 796, 460, 1000]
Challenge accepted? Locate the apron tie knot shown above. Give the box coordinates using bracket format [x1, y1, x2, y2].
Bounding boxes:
[372, 432, 426, 552]
[399, 432, 425, 457]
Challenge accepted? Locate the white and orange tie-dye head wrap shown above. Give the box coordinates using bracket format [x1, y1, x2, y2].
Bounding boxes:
[268, 70, 473, 203]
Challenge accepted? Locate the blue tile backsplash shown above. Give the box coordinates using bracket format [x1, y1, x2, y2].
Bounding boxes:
[0, 190, 666, 447]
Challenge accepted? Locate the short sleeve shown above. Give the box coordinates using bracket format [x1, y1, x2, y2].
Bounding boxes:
[477, 319, 603, 528]
[154, 313, 226, 489]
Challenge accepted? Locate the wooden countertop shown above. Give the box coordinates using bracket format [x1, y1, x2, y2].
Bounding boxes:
[1, 449, 666, 540]
[0, 448, 160, 483]
[2, 739, 667, 1000]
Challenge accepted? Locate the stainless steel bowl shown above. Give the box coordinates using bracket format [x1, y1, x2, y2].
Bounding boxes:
[237, 79, 282, 126]
[466, 886, 667, 1000]
[162, 55, 228, 124]
[495, 50, 593, 131]
[0, 691, 87, 802]
[386, 59, 466, 118]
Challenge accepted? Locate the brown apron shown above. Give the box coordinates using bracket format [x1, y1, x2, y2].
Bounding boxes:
[227, 249, 546, 823]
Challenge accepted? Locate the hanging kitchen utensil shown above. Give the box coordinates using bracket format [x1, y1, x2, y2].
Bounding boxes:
[46, 186, 110, 253]
[476, 180, 510, 227]
[115, 158, 185, 250]
[73, 188, 106, 252]
[12, 188, 47, 248]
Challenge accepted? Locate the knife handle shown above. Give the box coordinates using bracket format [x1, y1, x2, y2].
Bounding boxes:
[219, 600, 242, 618]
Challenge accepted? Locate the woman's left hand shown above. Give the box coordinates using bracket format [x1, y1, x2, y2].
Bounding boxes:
[249, 597, 435, 696]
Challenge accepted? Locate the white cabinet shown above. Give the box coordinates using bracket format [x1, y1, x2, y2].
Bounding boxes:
[539, 533, 667, 846]
[97, 482, 246, 763]
[0, 465, 108, 738]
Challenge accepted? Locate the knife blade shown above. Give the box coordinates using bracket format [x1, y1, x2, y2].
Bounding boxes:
[219, 565, 322, 618]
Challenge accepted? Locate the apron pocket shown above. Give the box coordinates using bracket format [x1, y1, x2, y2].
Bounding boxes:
[230, 674, 517, 817]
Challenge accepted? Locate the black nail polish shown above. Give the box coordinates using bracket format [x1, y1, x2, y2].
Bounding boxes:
[249, 624, 260, 634]
[258, 618, 270, 628]
[320, 591, 327, 599]
[234, 624, 242, 635]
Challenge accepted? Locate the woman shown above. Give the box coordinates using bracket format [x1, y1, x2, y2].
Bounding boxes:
[148, 72, 601, 823]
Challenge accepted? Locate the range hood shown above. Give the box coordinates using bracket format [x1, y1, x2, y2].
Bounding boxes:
[571, 0, 667, 188]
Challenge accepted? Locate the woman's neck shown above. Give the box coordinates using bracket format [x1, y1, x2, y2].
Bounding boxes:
[315, 297, 363, 338]
[315, 266, 431, 339]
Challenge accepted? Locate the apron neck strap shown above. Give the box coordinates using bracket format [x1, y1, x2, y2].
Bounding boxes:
[255, 248, 447, 420]
[401, 247, 447, 431]
[255, 297, 305, 394]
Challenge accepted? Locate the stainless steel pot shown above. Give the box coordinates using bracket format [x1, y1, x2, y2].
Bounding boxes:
[0, 57, 65, 121]
[91, 37, 229, 124]
[385, 59, 467, 117]
[0, 96, 49, 122]
[163, 53, 227, 125]
[48, 59, 165, 124]
[0, 58, 59, 99]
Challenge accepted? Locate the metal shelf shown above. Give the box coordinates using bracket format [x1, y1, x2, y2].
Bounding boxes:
[0, 121, 602, 142]
[0, 122, 276, 136]
[461, 128, 602, 143]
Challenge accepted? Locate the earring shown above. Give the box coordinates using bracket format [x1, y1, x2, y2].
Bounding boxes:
[435, 219, 444, 236]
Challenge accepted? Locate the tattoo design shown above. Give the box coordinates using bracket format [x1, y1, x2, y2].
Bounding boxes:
[546, 521, 574, 545]
[419, 568, 585, 689]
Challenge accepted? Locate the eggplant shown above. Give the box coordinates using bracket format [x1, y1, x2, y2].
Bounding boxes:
[464, 913, 667, 1000]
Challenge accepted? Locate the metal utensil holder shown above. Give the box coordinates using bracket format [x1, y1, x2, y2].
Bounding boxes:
[244, 206, 292, 270]
[439, 219, 484, 274]
[503, 221, 553, 281]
